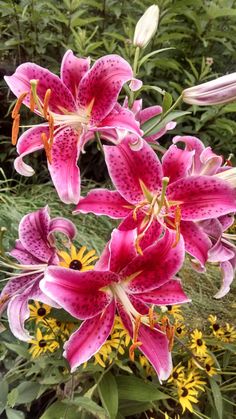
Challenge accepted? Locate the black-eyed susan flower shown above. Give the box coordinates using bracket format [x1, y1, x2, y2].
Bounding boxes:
[221, 323, 236, 343]
[190, 329, 207, 357]
[176, 374, 201, 413]
[166, 305, 184, 323]
[58, 244, 98, 271]
[28, 301, 51, 324]
[175, 322, 186, 338]
[208, 315, 224, 337]
[168, 363, 185, 385]
[43, 317, 76, 340]
[203, 356, 218, 377]
[29, 328, 59, 358]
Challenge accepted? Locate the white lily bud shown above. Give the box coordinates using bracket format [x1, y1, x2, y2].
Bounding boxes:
[133, 5, 160, 49]
[182, 72, 236, 105]
[215, 168, 236, 188]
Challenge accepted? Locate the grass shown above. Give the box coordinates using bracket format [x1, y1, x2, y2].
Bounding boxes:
[0, 170, 235, 327]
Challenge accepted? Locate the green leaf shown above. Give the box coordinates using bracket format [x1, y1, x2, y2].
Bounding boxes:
[6, 408, 25, 419]
[209, 378, 223, 419]
[7, 389, 19, 409]
[4, 342, 29, 358]
[72, 397, 108, 418]
[142, 111, 191, 137]
[0, 379, 9, 414]
[138, 48, 175, 68]
[119, 400, 152, 416]
[162, 92, 173, 115]
[10, 382, 41, 405]
[98, 372, 118, 419]
[40, 401, 75, 419]
[116, 376, 169, 402]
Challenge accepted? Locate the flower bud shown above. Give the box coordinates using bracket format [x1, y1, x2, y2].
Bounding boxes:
[182, 73, 236, 105]
[133, 5, 160, 49]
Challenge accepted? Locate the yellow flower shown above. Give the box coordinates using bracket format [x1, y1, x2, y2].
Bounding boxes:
[221, 323, 236, 343]
[208, 315, 224, 337]
[175, 322, 186, 338]
[139, 355, 155, 376]
[93, 316, 131, 368]
[176, 374, 200, 413]
[29, 328, 59, 358]
[28, 301, 51, 323]
[58, 244, 98, 271]
[166, 305, 184, 322]
[43, 317, 76, 340]
[190, 329, 207, 357]
[168, 363, 185, 385]
[203, 356, 218, 377]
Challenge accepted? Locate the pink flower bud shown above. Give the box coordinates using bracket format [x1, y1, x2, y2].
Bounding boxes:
[133, 5, 159, 49]
[182, 73, 236, 105]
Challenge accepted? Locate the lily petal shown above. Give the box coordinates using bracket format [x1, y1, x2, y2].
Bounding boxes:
[136, 278, 190, 305]
[48, 217, 77, 243]
[41, 267, 117, 319]
[48, 127, 81, 205]
[122, 230, 185, 293]
[77, 55, 134, 125]
[97, 104, 143, 138]
[19, 207, 54, 262]
[74, 189, 131, 218]
[60, 50, 90, 100]
[162, 144, 194, 183]
[109, 229, 138, 274]
[64, 301, 116, 371]
[214, 260, 235, 298]
[167, 176, 236, 220]
[5, 63, 76, 113]
[10, 240, 44, 265]
[141, 105, 176, 142]
[104, 137, 163, 204]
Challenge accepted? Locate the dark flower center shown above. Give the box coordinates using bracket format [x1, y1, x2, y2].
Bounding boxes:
[197, 339, 203, 346]
[69, 259, 83, 270]
[56, 320, 62, 327]
[181, 387, 188, 397]
[206, 364, 211, 372]
[37, 307, 46, 316]
[176, 327, 182, 334]
[167, 305, 172, 311]
[173, 371, 179, 379]
[39, 339, 47, 348]
[213, 324, 220, 331]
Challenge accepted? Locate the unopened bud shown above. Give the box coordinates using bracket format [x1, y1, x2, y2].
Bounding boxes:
[182, 72, 236, 105]
[133, 5, 160, 49]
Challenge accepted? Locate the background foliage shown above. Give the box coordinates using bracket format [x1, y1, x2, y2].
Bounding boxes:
[0, 1, 236, 418]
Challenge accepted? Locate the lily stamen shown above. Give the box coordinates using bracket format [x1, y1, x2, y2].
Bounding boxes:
[43, 88, 51, 119]
[41, 132, 52, 164]
[148, 305, 156, 329]
[30, 79, 43, 114]
[129, 341, 143, 361]
[173, 205, 181, 247]
[12, 114, 20, 145]
[11, 92, 28, 119]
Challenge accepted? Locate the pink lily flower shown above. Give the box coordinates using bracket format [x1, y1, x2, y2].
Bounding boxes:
[40, 228, 189, 381]
[5, 50, 142, 204]
[199, 215, 236, 298]
[75, 136, 236, 267]
[0, 206, 76, 341]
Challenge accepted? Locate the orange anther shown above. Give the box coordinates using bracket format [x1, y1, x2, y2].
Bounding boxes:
[129, 341, 143, 361]
[173, 205, 181, 247]
[12, 114, 20, 145]
[48, 113, 54, 146]
[160, 316, 175, 351]
[43, 89, 51, 119]
[11, 92, 28, 119]
[30, 90, 35, 112]
[41, 132, 52, 164]
[148, 306, 156, 329]
[0, 293, 10, 306]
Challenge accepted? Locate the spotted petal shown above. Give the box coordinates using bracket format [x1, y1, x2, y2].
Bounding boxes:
[40, 267, 117, 319]
[60, 50, 90, 100]
[162, 144, 194, 183]
[77, 55, 134, 125]
[64, 301, 116, 372]
[136, 278, 190, 305]
[108, 228, 138, 274]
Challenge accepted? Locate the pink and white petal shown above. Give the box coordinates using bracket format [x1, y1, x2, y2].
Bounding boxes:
[48, 217, 77, 243]
[97, 105, 143, 138]
[7, 292, 31, 341]
[167, 176, 236, 221]
[200, 147, 223, 175]
[214, 260, 235, 299]
[162, 144, 194, 183]
[5, 63, 76, 113]
[19, 206, 54, 262]
[140, 105, 175, 142]
[136, 278, 190, 305]
[176, 220, 212, 267]
[10, 240, 43, 265]
[122, 230, 185, 293]
[138, 324, 172, 382]
[172, 136, 205, 175]
[60, 50, 90, 100]
[48, 127, 81, 205]
[63, 301, 116, 371]
[14, 125, 47, 176]
[208, 239, 235, 263]
[104, 137, 163, 204]
[218, 214, 235, 231]
[0, 273, 39, 309]
[95, 243, 110, 271]
[74, 189, 131, 218]
[77, 55, 133, 125]
[41, 267, 117, 319]
[109, 229, 138, 274]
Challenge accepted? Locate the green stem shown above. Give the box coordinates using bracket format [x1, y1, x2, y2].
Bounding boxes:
[95, 132, 104, 156]
[129, 47, 140, 107]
